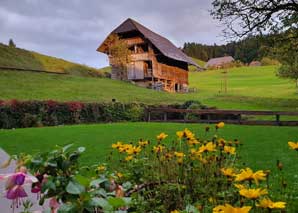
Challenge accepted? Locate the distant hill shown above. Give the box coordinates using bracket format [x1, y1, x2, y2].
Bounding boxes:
[0, 43, 105, 77]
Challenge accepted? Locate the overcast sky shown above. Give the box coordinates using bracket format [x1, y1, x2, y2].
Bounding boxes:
[0, 0, 225, 68]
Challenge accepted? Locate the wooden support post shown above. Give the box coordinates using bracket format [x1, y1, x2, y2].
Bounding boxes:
[148, 110, 151, 122]
[237, 114, 241, 124]
[164, 112, 167, 121]
[276, 114, 280, 125]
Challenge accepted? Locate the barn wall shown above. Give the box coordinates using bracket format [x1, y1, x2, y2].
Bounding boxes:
[108, 36, 189, 92]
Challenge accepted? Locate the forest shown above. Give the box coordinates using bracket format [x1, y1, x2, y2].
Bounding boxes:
[183, 34, 277, 63]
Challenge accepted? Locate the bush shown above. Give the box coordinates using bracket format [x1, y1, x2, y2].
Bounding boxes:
[260, 57, 280, 66]
[0, 100, 149, 128]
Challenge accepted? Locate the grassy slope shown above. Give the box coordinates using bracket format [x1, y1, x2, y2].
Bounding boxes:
[188, 57, 206, 71]
[0, 43, 103, 77]
[0, 123, 297, 187]
[0, 65, 297, 110]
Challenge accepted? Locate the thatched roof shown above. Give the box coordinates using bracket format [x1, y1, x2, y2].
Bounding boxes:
[97, 18, 199, 67]
[205, 56, 235, 68]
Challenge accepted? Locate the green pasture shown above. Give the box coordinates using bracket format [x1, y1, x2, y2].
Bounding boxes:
[0, 65, 297, 111]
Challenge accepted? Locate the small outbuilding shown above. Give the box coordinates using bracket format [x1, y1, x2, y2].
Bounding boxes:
[205, 56, 235, 69]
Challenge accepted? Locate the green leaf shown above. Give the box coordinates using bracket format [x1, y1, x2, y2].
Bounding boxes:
[185, 204, 199, 213]
[90, 188, 108, 198]
[122, 197, 132, 205]
[90, 177, 108, 187]
[77, 147, 86, 153]
[108, 197, 126, 208]
[62, 144, 73, 153]
[74, 174, 90, 187]
[122, 181, 132, 191]
[90, 197, 109, 207]
[66, 181, 85, 195]
[58, 203, 76, 213]
[42, 180, 56, 192]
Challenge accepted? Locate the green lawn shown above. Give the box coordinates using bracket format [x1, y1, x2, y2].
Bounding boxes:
[0, 123, 297, 179]
[1, 122, 298, 208]
[0, 65, 297, 110]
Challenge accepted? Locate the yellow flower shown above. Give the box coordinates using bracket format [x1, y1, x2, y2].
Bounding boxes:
[125, 155, 133, 161]
[288, 141, 298, 150]
[209, 197, 216, 204]
[184, 128, 195, 140]
[174, 151, 185, 158]
[165, 152, 173, 159]
[216, 122, 225, 129]
[223, 146, 236, 155]
[235, 168, 266, 185]
[187, 139, 200, 146]
[118, 144, 133, 153]
[199, 142, 216, 153]
[239, 188, 268, 199]
[170, 210, 180, 213]
[252, 170, 267, 185]
[256, 198, 286, 209]
[116, 172, 123, 178]
[153, 145, 165, 153]
[213, 204, 251, 213]
[221, 167, 235, 177]
[111, 141, 123, 149]
[157, 132, 168, 140]
[138, 140, 149, 147]
[176, 131, 184, 139]
[97, 165, 106, 171]
[234, 184, 246, 190]
[126, 146, 142, 155]
[177, 157, 183, 165]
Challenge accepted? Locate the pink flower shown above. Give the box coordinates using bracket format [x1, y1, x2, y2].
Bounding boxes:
[0, 169, 38, 210]
[49, 197, 60, 213]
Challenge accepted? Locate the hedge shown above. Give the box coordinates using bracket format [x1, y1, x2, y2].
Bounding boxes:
[0, 100, 209, 129]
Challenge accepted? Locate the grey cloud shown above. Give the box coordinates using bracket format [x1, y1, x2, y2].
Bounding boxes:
[0, 0, 224, 68]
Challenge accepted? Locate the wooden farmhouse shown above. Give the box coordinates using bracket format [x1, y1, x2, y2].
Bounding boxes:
[97, 18, 200, 92]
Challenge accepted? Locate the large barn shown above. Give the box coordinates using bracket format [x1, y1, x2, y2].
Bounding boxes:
[97, 18, 200, 92]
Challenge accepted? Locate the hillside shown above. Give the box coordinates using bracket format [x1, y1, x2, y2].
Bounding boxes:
[0, 43, 105, 77]
[189, 57, 206, 71]
[0, 66, 297, 111]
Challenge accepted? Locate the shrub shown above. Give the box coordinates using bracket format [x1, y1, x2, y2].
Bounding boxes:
[0, 100, 149, 128]
[260, 57, 280, 66]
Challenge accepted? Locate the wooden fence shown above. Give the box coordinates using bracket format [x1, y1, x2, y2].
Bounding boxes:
[146, 108, 298, 126]
[0, 66, 67, 75]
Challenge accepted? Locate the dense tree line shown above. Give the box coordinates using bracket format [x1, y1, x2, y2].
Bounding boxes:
[183, 35, 275, 64]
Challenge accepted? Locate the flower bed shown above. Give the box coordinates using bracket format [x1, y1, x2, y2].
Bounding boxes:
[1, 123, 296, 212]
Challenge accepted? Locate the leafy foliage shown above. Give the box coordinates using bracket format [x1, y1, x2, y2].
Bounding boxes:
[22, 144, 131, 212]
[105, 34, 131, 80]
[210, 0, 298, 38]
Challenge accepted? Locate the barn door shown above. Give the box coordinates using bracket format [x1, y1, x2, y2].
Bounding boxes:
[127, 62, 144, 80]
[134, 61, 144, 79]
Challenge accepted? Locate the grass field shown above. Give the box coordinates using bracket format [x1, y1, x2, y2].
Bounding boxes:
[0, 65, 297, 111]
[0, 122, 297, 188]
[0, 43, 104, 77]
